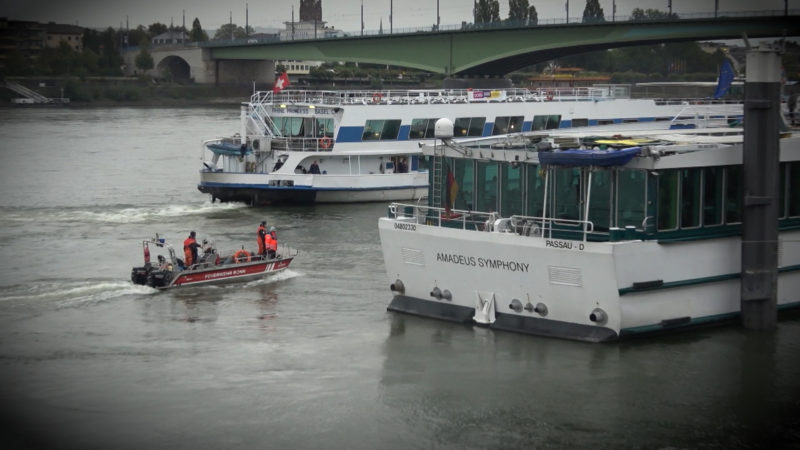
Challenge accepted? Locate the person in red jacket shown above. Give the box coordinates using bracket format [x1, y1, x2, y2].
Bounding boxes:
[266, 227, 278, 259]
[183, 231, 200, 267]
[257, 221, 267, 258]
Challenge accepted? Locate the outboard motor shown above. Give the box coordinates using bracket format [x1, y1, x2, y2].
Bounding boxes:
[147, 270, 170, 288]
[131, 266, 149, 285]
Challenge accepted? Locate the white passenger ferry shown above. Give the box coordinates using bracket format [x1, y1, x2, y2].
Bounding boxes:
[197, 86, 742, 205]
[378, 120, 800, 342]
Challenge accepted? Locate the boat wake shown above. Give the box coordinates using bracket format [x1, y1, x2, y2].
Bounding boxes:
[1, 201, 249, 225]
[0, 279, 157, 309]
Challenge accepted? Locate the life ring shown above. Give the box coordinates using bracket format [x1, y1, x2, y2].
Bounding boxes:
[319, 137, 333, 149]
[234, 249, 251, 263]
[372, 92, 383, 103]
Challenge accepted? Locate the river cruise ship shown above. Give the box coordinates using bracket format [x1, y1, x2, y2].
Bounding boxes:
[378, 121, 800, 342]
[197, 86, 741, 205]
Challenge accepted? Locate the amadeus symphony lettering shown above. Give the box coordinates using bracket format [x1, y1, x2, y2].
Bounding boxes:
[436, 252, 529, 272]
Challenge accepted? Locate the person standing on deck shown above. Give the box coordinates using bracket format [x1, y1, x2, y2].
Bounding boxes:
[257, 221, 268, 258]
[183, 231, 200, 267]
[266, 226, 278, 259]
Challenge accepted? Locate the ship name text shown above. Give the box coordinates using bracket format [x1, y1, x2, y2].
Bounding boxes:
[436, 252, 529, 272]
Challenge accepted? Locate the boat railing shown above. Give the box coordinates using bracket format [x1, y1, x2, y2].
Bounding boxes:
[269, 136, 335, 152]
[388, 203, 595, 240]
[253, 86, 626, 108]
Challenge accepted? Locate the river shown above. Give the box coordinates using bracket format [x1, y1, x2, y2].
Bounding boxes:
[0, 106, 798, 449]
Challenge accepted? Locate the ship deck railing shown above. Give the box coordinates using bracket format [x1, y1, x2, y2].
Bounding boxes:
[388, 203, 597, 241]
[253, 86, 626, 108]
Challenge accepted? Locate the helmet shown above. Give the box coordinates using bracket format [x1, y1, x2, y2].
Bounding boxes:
[269, 226, 276, 232]
[260, 221, 266, 226]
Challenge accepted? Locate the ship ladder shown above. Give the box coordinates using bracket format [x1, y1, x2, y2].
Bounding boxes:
[473, 291, 496, 325]
[431, 154, 444, 210]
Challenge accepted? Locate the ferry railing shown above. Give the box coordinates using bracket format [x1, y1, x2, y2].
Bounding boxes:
[269, 136, 335, 152]
[388, 203, 595, 241]
[261, 86, 623, 107]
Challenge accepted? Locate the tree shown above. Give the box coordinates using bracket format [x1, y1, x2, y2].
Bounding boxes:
[135, 48, 154, 71]
[582, 0, 605, 23]
[189, 18, 208, 42]
[148, 23, 168, 37]
[508, 0, 530, 23]
[528, 5, 538, 25]
[213, 23, 252, 40]
[630, 8, 679, 21]
[475, 0, 501, 24]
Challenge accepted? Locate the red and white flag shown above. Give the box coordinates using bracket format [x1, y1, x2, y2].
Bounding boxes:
[273, 72, 290, 93]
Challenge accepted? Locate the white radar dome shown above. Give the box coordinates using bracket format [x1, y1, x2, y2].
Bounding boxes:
[434, 118, 454, 139]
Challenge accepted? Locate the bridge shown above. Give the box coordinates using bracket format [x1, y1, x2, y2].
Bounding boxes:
[128, 11, 800, 84]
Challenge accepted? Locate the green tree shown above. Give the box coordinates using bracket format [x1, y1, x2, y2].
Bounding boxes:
[508, 0, 530, 23]
[189, 18, 208, 42]
[528, 5, 538, 25]
[582, 0, 605, 23]
[475, 0, 501, 24]
[630, 8, 679, 21]
[126, 25, 148, 48]
[213, 23, 252, 40]
[135, 48, 154, 71]
[148, 22, 168, 37]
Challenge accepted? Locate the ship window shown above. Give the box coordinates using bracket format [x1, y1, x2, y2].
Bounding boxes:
[409, 118, 438, 139]
[571, 118, 588, 128]
[526, 165, 547, 217]
[725, 166, 743, 223]
[680, 168, 702, 228]
[316, 118, 334, 138]
[492, 116, 524, 135]
[702, 167, 724, 226]
[476, 162, 499, 212]
[597, 119, 614, 125]
[454, 117, 486, 137]
[274, 116, 304, 137]
[554, 168, 581, 221]
[362, 119, 401, 140]
[657, 169, 679, 231]
[532, 115, 561, 131]
[617, 169, 646, 229]
[500, 164, 523, 216]
[588, 169, 612, 231]
[788, 162, 800, 217]
[451, 158, 474, 210]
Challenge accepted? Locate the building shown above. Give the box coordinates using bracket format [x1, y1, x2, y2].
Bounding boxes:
[44, 22, 83, 52]
[152, 31, 189, 46]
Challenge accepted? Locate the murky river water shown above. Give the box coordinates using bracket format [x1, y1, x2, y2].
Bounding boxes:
[0, 107, 798, 449]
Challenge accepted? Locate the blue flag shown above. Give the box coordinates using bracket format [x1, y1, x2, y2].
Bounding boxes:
[713, 59, 735, 99]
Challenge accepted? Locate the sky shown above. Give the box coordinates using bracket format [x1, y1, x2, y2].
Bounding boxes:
[0, 0, 793, 32]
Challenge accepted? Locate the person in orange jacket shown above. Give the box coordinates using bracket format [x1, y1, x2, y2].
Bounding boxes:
[183, 231, 200, 267]
[257, 221, 268, 258]
[266, 226, 278, 259]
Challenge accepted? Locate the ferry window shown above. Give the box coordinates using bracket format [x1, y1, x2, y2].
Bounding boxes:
[315, 118, 334, 138]
[617, 169, 646, 229]
[657, 170, 679, 231]
[725, 166, 743, 223]
[409, 118, 438, 139]
[492, 116, 524, 135]
[532, 115, 561, 131]
[476, 162, 500, 212]
[680, 169, 702, 228]
[526, 165, 547, 217]
[454, 117, 485, 137]
[362, 119, 401, 140]
[597, 119, 614, 125]
[702, 167, 724, 226]
[571, 118, 589, 128]
[789, 162, 800, 217]
[500, 164, 523, 216]
[554, 168, 581, 221]
[274, 117, 304, 137]
[589, 169, 612, 231]
[452, 158, 474, 210]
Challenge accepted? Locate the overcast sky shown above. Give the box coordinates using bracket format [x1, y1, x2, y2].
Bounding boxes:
[0, 0, 792, 31]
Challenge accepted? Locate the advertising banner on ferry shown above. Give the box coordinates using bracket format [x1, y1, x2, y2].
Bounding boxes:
[467, 90, 507, 102]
